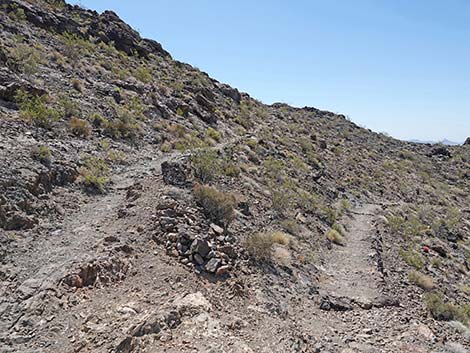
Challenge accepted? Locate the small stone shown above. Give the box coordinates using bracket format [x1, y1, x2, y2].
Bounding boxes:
[193, 254, 204, 265]
[205, 258, 221, 273]
[210, 223, 224, 235]
[216, 265, 231, 277]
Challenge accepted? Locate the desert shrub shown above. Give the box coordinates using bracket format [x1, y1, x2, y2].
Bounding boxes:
[72, 79, 83, 92]
[223, 162, 241, 177]
[31, 145, 51, 164]
[399, 249, 424, 270]
[9, 44, 43, 75]
[425, 293, 459, 322]
[59, 96, 80, 117]
[15, 91, 60, 128]
[387, 214, 405, 233]
[280, 219, 301, 236]
[206, 127, 221, 142]
[326, 229, 344, 245]
[79, 156, 109, 193]
[69, 117, 91, 138]
[408, 271, 435, 290]
[160, 141, 172, 152]
[332, 223, 345, 235]
[320, 206, 337, 226]
[134, 65, 153, 83]
[62, 32, 93, 63]
[190, 148, 221, 182]
[245, 233, 274, 261]
[192, 184, 235, 232]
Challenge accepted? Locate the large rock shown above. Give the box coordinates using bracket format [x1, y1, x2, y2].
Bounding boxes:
[89, 10, 169, 58]
[464, 137, 470, 145]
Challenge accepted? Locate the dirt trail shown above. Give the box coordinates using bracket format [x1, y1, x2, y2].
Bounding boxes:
[320, 204, 383, 307]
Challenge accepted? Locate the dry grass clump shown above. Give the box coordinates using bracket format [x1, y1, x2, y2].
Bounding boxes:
[245, 233, 275, 261]
[193, 184, 236, 232]
[325, 228, 345, 246]
[271, 231, 290, 246]
[69, 117, 91, 137]
[408, 271, 435, 290]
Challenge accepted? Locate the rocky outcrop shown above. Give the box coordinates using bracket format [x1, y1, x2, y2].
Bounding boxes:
[1, 0, 169, 59]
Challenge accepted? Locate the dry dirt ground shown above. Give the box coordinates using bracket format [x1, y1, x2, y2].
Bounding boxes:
[1, 153, 468, 353]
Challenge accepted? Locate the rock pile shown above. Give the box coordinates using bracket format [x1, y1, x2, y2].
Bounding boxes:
[154, 197, 239, 276]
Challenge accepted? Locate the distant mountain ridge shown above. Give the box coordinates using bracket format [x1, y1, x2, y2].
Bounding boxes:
[408, 138, 463, 146]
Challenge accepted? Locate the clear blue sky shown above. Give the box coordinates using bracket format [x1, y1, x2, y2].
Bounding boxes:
[70, 0, 470, 142]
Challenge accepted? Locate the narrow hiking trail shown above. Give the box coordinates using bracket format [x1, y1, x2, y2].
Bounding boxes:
[304, 204, 461, 353]
[320, 204, 383, 308]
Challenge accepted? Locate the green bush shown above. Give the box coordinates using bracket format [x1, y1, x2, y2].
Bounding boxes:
[399, 249, 424, 270]
[134, 65, 153, 83]
[190, 148, 221, 183]
[9, 44, 43, 75]
[424, 293, 469, 324]
[206, 127, 221, 142]
[326, 229, 344, 246]
[31, 145, 51, 164]
[193, 184, 235, 232]
[16, 91, 60, 128]
[79, 156, 109, 193]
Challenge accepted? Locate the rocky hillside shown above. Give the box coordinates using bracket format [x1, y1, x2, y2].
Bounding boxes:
[0, 1, 469, 352]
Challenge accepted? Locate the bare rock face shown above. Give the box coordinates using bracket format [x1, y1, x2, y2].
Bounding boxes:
[464, 137, 470, 145]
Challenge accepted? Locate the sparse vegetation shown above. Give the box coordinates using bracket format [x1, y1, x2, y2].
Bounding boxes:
[424, 292, 470, 326]
[31, 145, 51, 164]
[69, 117, 92, 137]
[408, 271, 435, 290]
[79, 156, 109, 193]
[325, 228, 345, 245]
[399, 249, 424, 270]
[9, 43, 44, 75]
[271, 231, 290, 246]
[190, 148, 221, 182]
[245, 232, 275, 261]
[192, 184, 236, 232]
[15, 91, 61, 128]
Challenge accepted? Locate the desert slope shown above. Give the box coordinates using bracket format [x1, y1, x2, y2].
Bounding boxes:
[0, 1, 469, 352]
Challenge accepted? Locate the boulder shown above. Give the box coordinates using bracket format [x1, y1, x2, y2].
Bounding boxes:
[464, 137, 470, 146]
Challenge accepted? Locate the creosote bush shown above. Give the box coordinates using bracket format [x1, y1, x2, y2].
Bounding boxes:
[190, 148, 221, 183]
[69, 117, 91, 137]
[325, 228, 344, 246]
[424, 293, 470, 326]
[15, 91, 60, 128]
[192, 184, 235, 232]
[79, 156, 109, 193]
[31, 145, 51, 165]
